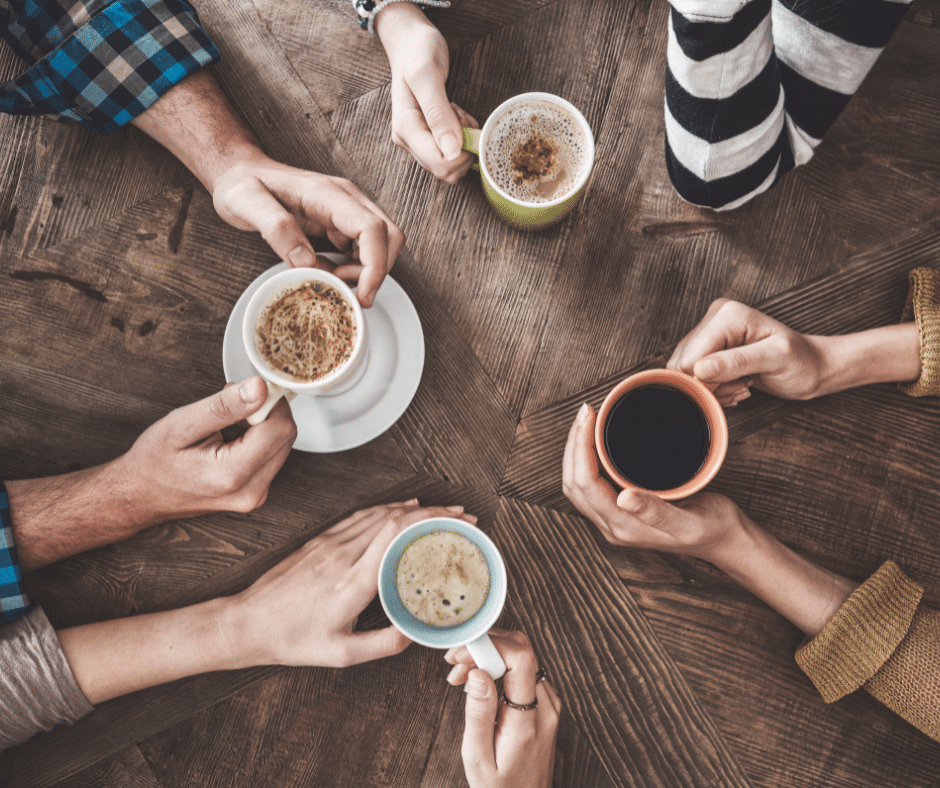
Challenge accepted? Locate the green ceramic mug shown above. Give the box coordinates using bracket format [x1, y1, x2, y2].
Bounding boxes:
[461, 92, 594, 231]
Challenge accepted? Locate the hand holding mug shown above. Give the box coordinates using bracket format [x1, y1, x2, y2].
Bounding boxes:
[375, 3, 479, 183]
[667, 299, 831, 405]
[114, 377, 296, 524]
[211, 153, 403, 308]
[223, 502, 478, 669]
[445, 629, 560, 788]
[564, 402, 746, 563]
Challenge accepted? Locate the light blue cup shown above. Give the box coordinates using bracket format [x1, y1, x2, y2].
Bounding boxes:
[379, 518, 508, 679]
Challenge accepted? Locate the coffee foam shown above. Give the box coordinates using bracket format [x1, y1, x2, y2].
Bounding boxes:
[255, 281, 356, 383]
[484, 99, 589, 204]
[396, 531, 490, 628]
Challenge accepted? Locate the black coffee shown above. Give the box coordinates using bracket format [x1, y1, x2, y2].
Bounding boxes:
[604, 385, 709, 491]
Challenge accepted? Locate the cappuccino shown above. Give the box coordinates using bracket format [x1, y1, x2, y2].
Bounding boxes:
[396, 531, 490, 628]
[255, 281, 356, 383]
[484, 99, 589, 203]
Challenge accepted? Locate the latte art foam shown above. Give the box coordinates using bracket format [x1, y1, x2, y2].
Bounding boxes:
[255, 281, 356, 383]
[484, 99, 589, 204]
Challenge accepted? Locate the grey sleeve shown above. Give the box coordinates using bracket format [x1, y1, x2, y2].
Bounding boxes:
[0, 606, 94, 750]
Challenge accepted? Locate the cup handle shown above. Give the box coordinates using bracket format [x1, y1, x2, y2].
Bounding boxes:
[246, 380, 297, 426]
[461, 127, 481, 155]
[466, 632, 507, 680]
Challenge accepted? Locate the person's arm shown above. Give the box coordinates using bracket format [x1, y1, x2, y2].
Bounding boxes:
[373, 3, 479, 184]
[445, 629, 561, 788]
[563, 404, 940, 741]
[0, 0, 219, 134]
[130, 69, 404, 308]
[5, 377, 295, 571]
[55, 503, 473, 704]
[667, 298, 922, 406]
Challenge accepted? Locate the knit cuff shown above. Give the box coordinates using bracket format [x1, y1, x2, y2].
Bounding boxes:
[795, 561, 922, 703]
[898, 267, 940, 397]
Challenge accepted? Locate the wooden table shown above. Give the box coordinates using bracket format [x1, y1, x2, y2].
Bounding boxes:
[2, 0, 940, 785]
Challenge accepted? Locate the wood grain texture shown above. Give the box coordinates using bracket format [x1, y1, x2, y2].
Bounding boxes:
[494, 497, 754, 788]
[47, 747, 164, 788]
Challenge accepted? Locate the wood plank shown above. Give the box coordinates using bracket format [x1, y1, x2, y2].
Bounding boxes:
[494, 497, 754, 788]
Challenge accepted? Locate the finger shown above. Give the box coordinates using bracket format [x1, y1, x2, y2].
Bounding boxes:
[222, 391, 297, 468]
[323, 500, 419, 540]
[344, 506, 476, 610]
[692, 339, 779, 385]
[450, 102, 480, 130]
[667, 298, 732, 372]
[341, 626, 412, 666]
[446, 662, 473, 685]
[409, 73, 464, 161]
[228, 180, 318, 268]
[567, 405, 620, 541]
[461, 669, 499, 778]
[167, 378, 270, 448]
[614, 487, 681, 542]
[538, 677, 562, 715]
[332, 183, 405, 280]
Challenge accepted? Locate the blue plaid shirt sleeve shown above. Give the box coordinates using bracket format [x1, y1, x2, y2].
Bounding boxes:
[0, 479, 31, 625]
[0, 0, 221, 133]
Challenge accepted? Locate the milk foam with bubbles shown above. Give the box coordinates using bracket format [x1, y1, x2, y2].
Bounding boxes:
[396, 531, 490, 628]
[484, 99, 588, 204]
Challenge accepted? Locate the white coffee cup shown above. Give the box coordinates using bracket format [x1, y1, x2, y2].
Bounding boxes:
[241, 268, 368, 425]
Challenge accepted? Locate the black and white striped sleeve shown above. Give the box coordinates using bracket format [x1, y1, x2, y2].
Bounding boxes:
[664, 0, 912, 211]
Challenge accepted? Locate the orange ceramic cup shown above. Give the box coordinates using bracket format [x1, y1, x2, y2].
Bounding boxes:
[594, 369, 728, 501]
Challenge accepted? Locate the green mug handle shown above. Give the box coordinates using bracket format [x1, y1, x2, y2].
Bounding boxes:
[461, 127, 481, 171]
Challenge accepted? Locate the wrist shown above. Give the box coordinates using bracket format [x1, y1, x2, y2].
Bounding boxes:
[375, 2, 432, 43]
[215, 590, 275, 670]
[811, 324, 921, 396]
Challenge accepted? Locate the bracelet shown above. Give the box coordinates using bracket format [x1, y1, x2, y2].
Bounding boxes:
[353, 0, 451, 35]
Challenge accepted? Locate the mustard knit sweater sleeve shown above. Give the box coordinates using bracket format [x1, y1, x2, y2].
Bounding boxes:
[795, 562, 940, 741]
[899, 267, 940, 396]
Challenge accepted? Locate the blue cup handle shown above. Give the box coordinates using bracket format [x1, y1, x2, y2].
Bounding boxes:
[466, 632, 506, 680]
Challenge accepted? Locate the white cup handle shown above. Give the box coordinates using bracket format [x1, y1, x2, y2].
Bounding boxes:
[246, 381, 297, 426]
[466, 633, 506, 680]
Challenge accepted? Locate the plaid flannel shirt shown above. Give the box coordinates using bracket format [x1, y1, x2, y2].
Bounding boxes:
[0, 0, 220, 133]
[0, 480, 30, 624]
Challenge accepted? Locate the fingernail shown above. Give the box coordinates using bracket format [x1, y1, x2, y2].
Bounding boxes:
[446, 665, 461, 684]
[239, 378, 263, 403]
[736, 388, 752, 402]
[464, 514, 478, 525]
[466, 675, 488, 699]
[697, 358, 720, 380]
[288, 246, 315, 267]
[406, 498, 419, 505]
[578, 402, 589, 423]
[444, 647, 456, 661]
[441, 133, 461, 161]
[446, 505, 464, 513]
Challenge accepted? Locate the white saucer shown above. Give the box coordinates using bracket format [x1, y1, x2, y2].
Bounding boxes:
[223, 259, 424, 453]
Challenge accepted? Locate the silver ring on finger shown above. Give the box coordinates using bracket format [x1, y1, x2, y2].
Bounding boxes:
[500, 691, 538, 712]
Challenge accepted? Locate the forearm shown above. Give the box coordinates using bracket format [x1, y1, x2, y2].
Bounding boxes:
[5, 461, 144, 571]
[56, 597, 237, 705]
[131, 69, 265, 192]
[704, 516, 857, 637]
[811, 323, 920, 397]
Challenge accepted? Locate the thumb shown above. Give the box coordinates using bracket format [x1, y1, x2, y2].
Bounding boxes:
[693, 340, 776, 384]
[167, 378, 268, 447]
[616, 487, 671, 531]
[461, 669, 498, 772]
[342, 626, 412, 666]
[411, 74, 463, 161]
[222, 179, 318, 268]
